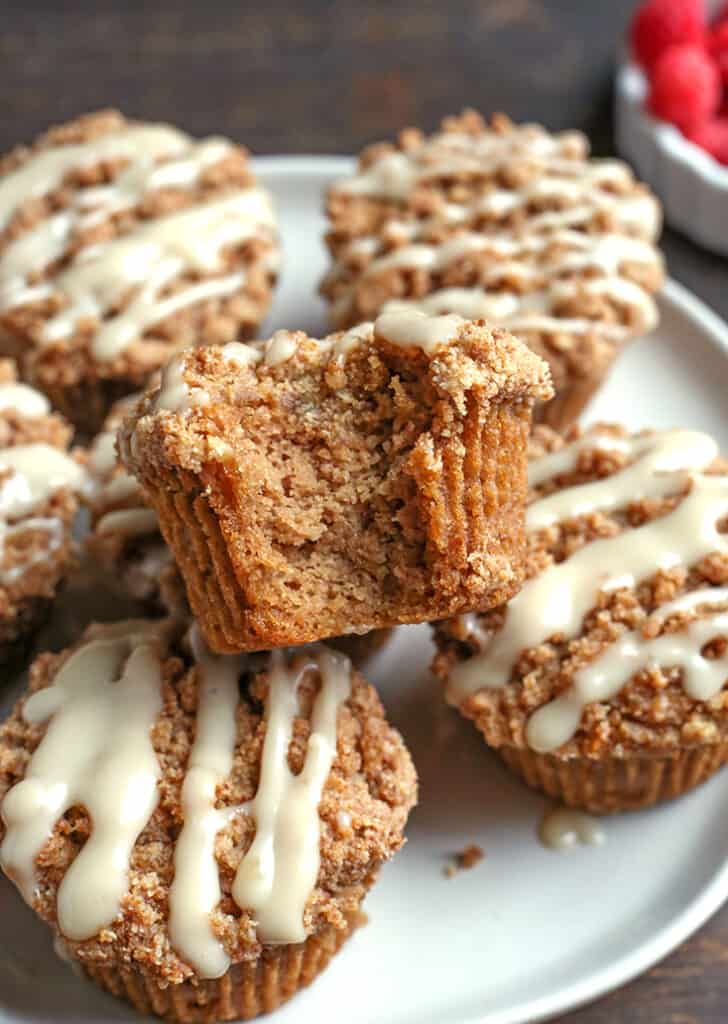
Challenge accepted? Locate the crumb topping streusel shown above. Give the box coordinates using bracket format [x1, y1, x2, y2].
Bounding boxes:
[433, 423, 728, 759]
[0, 620, 417, 983]
[0, 359, 82, 647]
[0, 110, 280, 429]
[323, 110, 663, 423]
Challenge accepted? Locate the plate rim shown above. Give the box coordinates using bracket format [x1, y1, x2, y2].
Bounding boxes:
[2, 157, 726, 1024]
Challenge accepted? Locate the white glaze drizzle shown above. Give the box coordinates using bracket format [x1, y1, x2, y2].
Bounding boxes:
[0, 443, 82, 585]
[527, 432, 630, 488]
[95, 507, 158, 537]
[527, 430, 718, 529]
[348, 230, 659, 291]
[1, 191, 273, 361]
[0, 621, 165, 940]
[329, 121, 661, 337]
[0, 137, 235, 291]
[0, 444, 84, 518]
[0, 382, 50, 418]
[448, 435, 728, 704]
[1, 628, 353, 964]
[168, 627, 246, 979]
[0, 124, 189, 230]
[527, 589, 728, 752]
[374, 309, 463, 352]
[378, 273, 659, 340]
[232, 645, 351, 944]
[185, 308, 464, 389]
[336, 126, 588, 200]
[0, 122, 277, 361]
[154, 353, 210, 413]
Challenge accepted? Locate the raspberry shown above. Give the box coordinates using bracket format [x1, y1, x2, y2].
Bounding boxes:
[648, 44, 721, 132]
[687, 118, 728, 163]
[630, 0, 706, 72]
[707, 21, 728, 82]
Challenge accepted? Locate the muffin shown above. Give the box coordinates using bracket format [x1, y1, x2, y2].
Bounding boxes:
[0, 619, 417, 1021]
[119, 310, 552, 653]
[0, 358, 82, 657]
[322, 110, 663, 430]
[84, 397, 392, 659]
[433, 423, 728, 813]
[84, 391, 188, 615]
[0, 109, 280, 432]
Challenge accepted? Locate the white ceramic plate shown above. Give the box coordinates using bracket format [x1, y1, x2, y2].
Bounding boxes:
[2, 157, 728, 1024]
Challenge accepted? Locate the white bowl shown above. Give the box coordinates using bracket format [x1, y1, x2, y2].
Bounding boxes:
[615, 60, 728, 255]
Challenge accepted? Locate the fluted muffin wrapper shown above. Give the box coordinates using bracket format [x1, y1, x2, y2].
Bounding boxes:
[145, 400, 532, 653]
[498, 743, 728, 814]
[83, 912, 363, 1024]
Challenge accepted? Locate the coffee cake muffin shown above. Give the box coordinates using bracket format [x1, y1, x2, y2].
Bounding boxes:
[434, 424, 728, 813]
[84, 398, 392, 659]
[84, 392, 188, 615]
[0, 619, 417, 1021]
[119, 310, 552, 653]
[322, 110, 663, 430]
[0, 359, 83, 657]
[0, 109, 280, 432]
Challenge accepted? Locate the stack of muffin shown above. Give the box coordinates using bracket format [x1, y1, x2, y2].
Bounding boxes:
[0, 107, 727, 1024]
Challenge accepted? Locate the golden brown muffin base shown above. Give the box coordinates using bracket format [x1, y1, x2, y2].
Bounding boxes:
[84, 911, 363, 1024]
[147, 400, 533, 653]
[498, 743, 728, 814]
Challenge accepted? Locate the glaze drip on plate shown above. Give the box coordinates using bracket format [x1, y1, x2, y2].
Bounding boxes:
[539, 807, 605, 851]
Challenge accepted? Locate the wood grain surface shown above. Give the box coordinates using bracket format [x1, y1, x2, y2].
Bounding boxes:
[1, 1, 727, 1020]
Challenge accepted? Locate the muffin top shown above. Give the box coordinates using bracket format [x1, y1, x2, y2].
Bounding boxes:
[119, 309, 553, 481]
[434, 423, 728, 758]
[0, 108, 279, 373]
[0, 619, 417, 983]
[323, 110, 663, 351]
[0, 359, 83, 605]
[82, 392, 186, 613]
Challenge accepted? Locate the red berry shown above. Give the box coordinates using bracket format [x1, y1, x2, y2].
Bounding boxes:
[707, 21, 728, 82]
[648, 44, 721, 132]
[630, 0, 707, 72]
[687, 117, 728, 163]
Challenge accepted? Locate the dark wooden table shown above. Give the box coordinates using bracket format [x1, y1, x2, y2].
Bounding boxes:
[2, 1, 727, 1020]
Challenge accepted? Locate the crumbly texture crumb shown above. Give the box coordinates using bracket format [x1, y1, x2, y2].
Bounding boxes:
[323, 110, 664, 430]
[444, 843, 484, 877]
[0, 110, 279, 433]
[0, 626, 417, 985]
[433, 423, 728, 759]
[0, 360, 78, 655]
[121, 319, 552, 651]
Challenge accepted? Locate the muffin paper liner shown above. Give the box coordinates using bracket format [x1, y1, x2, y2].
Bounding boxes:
[498, 742, 728, 814]
[146, 401, 532, 653]
[83, 912, 363, 1023]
